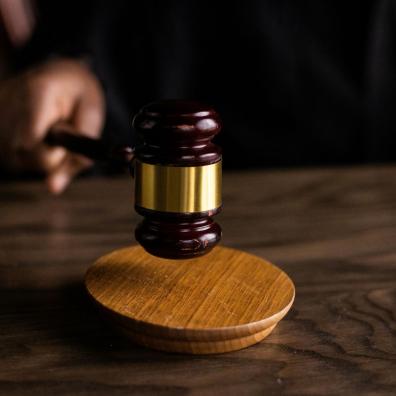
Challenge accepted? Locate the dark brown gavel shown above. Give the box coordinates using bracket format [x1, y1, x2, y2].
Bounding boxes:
[46, 100, 222, 259]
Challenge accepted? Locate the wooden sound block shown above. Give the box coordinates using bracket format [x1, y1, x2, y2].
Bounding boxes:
[85, 246, 295, 354]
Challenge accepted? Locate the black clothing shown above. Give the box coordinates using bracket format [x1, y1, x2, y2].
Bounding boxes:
[18, 0, 396, 167]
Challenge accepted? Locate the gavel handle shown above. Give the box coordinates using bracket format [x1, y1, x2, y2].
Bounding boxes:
[45, 129, 134, 165]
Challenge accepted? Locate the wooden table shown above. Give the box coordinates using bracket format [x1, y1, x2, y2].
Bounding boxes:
[1, 166, 396, 395]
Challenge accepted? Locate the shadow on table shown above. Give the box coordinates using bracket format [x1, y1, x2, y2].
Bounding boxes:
[56, 283, 211, 363]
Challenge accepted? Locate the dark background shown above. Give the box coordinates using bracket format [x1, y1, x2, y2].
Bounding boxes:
[6, 0, 396, 168]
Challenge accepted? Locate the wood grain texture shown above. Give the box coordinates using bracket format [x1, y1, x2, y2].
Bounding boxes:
[1, 166, 396, 395]
[85, 246, 294, 354]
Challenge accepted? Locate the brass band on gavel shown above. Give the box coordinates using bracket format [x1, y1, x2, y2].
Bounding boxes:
[135, 160, 222, 213]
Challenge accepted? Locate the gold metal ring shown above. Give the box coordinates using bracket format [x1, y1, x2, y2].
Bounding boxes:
[135, 160, 222, 213]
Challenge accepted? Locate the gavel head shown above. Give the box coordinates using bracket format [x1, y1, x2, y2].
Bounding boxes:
[132, 100, 222, 259]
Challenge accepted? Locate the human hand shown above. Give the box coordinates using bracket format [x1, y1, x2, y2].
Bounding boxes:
[0, 58, 105, 194]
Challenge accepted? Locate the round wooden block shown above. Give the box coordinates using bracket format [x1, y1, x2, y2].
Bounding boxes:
[85, 246, 295, 354]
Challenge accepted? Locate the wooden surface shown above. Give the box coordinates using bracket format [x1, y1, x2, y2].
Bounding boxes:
[1, 166, 396, 394]
[85, 245, 294, 354]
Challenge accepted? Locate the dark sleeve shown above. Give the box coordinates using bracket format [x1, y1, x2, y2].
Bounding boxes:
[15, 0, 98, 68]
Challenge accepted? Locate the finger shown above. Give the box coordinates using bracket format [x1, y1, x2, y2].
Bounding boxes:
[15, 144, 68, 173]
[18, 80, 74, 150]
[46, 153, 93, 195]
[72, 86, 105, 139]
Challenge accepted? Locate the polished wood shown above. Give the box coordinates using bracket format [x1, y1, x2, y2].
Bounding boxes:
[1, 166, 396, 394]
[135, 208, 222, 259]
[133, 100, 222, 166]
[133, 100, 222, 259]
[85, 245, 294, 354]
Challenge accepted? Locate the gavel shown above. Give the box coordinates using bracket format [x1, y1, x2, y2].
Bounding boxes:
[46, 100, 222, 259]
